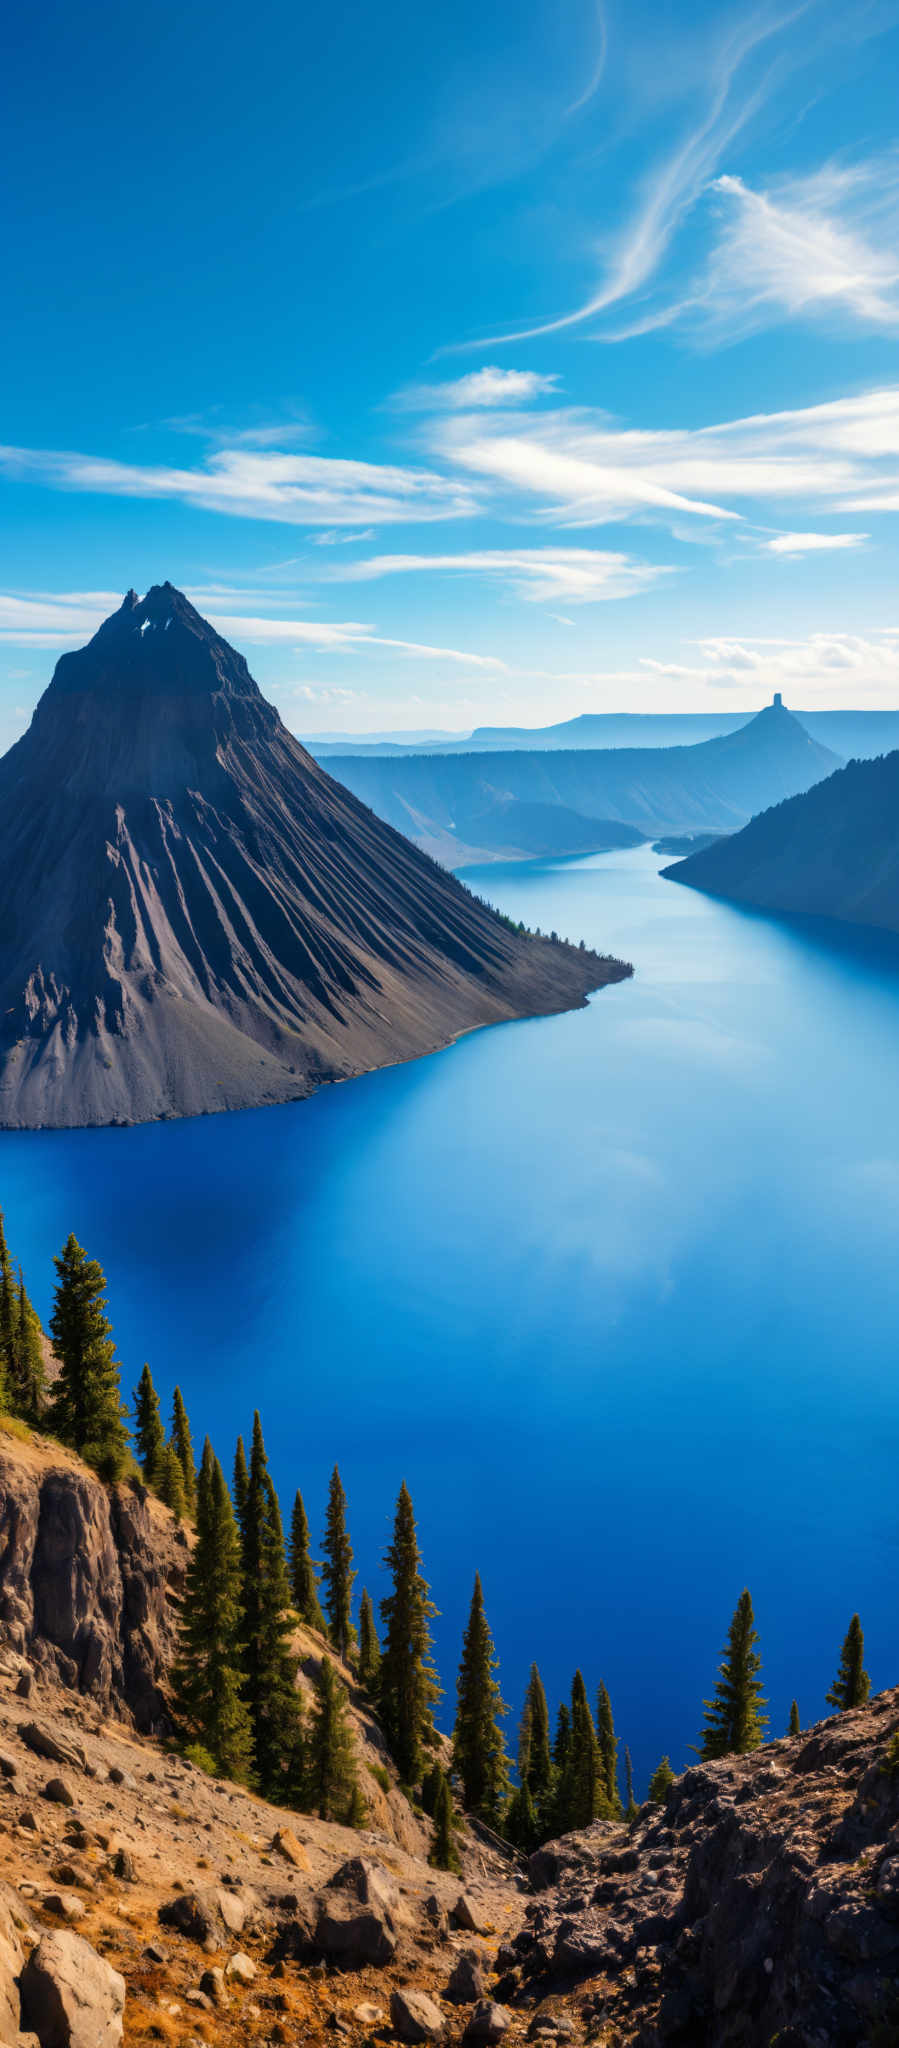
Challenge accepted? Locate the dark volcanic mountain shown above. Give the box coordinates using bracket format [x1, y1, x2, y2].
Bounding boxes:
[663, 744, 899, 936]
[0, 585, 625, 1128]
[326, 697, 841, 863]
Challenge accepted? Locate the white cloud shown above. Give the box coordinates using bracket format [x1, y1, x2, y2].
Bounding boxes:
[393, 367, 560, 411]
[640, 629, 899, 699]
[428, 386, 899, 527]
[0, 444, 477, 528]
[456, 2, 811, 346]
[764, 531, 868, 554]
[322, 546, 669, 603]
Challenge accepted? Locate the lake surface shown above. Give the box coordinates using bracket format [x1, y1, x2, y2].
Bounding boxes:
[2, 844, 899, 1791]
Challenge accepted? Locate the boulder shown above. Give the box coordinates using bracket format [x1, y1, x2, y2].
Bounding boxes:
[390, 1989, 446, 2041]
[452, 1894, 490, 1936]
[158, 1886, 251, 1944]
[43, 1895, 86, 1925]
[20, 1928, 126, 2048]
[464, 2004, 511, 2044]
[42, 1780, 74, 1809]
[0, 1890, 24, 2047]
[271, 1827, 309, 1871]
[314, 1898, 397, 1969]
[20, 1726, 86, 1775]
[329, 1856, 399, 1918]
[225, 1952, 256, 1986]
[447, 1951, 488, 2004]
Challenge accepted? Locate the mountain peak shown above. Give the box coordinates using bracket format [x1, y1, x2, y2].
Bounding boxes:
[45, 582, 260, 704]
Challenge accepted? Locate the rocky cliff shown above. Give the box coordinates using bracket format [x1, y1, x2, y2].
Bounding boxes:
[0, 1436, 185, 1731]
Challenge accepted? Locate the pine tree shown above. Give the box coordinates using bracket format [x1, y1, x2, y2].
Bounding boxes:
[553, 1703, 571, 1774]
[452, 1573, 509, 1827]
[0, 1212, 15, 1402]
[379, 1483, 440, 1785]
[306, 1656, 363, 1823]
[624, 1745, 637, 1821]
[826, 1615, 870, 1712]
[132, 1365, 165, 1486]
[358, 1588, 381, 1695]
[233, 1436, 249, 1535]
[10, 1272, 44, 1421]
[597, 1681, 621, 1814]
[321, 1467, 356, 1663]
[289, 1489, 325, 1631]
[523, 1665, 552, 1801]
[505, 1777, 539, 1852]
[558, 1672, 605, 1832]
[48, 1235, 129, 1475]
[157, 1441, 187, 1520]
[429, 1769, 461, 1872]
[789, 1700, 801, 1736]
[648, 1756, 675, 1804]
[700, 1590, 768, 1758]
[173, 1441, 253, 1780]
[238, 1415, 303, 1800]
[170, 1387, 197, 1517]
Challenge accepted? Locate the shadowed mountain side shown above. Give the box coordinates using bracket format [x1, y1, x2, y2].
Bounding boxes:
[663, 746, 899, 937]
[325, 700, 841, 862]
[0, 585, 627, 1129]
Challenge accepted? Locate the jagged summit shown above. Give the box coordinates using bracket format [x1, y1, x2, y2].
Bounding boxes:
[0, 586, 625, 1128]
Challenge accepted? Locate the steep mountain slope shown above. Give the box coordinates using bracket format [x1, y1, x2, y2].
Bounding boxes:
[0, 585, 625, 1129]
[326, 700, 840, 863]
[663, 747, 899, 936]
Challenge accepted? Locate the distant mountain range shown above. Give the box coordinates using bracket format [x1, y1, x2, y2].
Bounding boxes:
[324, 699, 840, 866]
[308, 708, 899, 760]
[663, 747, 899, 938]
[0, 586, 623, 1128]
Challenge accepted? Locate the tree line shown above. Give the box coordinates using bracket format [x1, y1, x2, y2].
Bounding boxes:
[0, 1217, 876, 1859]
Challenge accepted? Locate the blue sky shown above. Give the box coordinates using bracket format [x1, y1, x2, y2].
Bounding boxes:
[3, 0, 899, 740]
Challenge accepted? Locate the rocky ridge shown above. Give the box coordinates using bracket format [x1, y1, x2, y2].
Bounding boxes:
[0, 1429, 898, 2046]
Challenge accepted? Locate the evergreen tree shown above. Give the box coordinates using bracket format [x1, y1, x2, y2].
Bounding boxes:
[173, 1441, 253, 1780]
[826, 1614, 870, 1712]
[232, 1436, 249, 1536]
[170, 1387, 197, 1516]
[429, 1769, 461, 1872]
[358, 1587, 381, 1695]
[553, 1702, 571, 1773]
[452, 1573, 510, 1827]
[321, 1466, 356, 1663]
[306, 1655, 363, 1823]
[505, 1777, 539, 1852]
[132, 1365, 165, 1486]
[700, 1590, 768, 1759]
[157, 1441, 187, 1519]
[379, 1483, 440, 1785]
[558, 1672, 605, 1831]
[48, 1236, 129, 1475]
[9, 1272, 44, 1421]
[624, 1745, 637, 1821]
[648, 1756, 675, 1804]
[289, 1488, 325, 1631]
[788, 1700, 801, 1736]
[238, 1415, 303, 1800]
[523, 1665, 552, 1801]
[0, 1212, 14, 1402]
[597, 1681, 621, 1814]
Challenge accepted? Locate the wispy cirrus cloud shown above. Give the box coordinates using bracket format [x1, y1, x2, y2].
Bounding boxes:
[764, 530, 868, 554]
[0, 444, 477, 528]
[455, 0, 812, 347]
[615, 156, 899, 343]
[641, 628, 899, 697]
[0, 588, 506, 669]
[393, 367, 560, 411]
[321, 545, 669, 603]
[427, 386, 899, 528]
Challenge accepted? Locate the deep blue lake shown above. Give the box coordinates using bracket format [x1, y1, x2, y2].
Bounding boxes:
[2, 844, 899, 1793]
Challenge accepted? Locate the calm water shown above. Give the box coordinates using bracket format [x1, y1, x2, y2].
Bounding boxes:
[2, 844, 899, 1791]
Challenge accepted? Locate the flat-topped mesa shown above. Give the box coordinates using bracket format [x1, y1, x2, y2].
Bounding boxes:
[0, 584, 629, 1128]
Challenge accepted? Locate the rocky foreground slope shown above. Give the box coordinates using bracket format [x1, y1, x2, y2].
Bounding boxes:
[0, 1427, 898, 2046]
[0, 585, 625, 1129]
